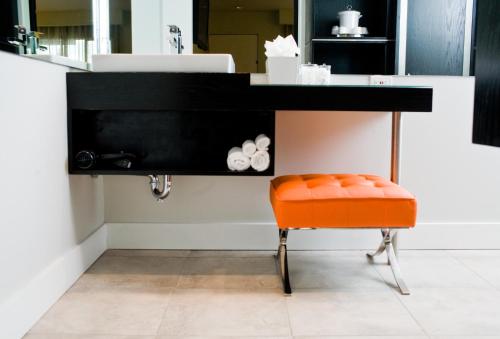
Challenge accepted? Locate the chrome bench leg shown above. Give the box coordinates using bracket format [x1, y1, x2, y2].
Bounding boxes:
[367, 229, 388, 258]
[367, 229, 410, 295]
[275, 229, 292, 295]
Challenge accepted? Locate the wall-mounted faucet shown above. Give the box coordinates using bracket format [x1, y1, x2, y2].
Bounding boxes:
[167, 25, 184, 55]
[27, 31, 47, 54]
[7, 25, 28, 52]
[8, 25, 47, 54]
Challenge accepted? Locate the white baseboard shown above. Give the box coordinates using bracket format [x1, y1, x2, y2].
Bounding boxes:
[107, 222, 500, 250]
[0, 225, 108, 339]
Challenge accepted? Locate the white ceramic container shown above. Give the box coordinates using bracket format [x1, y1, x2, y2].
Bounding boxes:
[338, 9, 362, 29]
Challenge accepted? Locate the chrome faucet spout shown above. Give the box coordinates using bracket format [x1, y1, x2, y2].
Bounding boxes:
[167, 25, 183, 54]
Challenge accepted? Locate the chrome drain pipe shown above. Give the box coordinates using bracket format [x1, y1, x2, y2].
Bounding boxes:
[148, 175, 173, 202]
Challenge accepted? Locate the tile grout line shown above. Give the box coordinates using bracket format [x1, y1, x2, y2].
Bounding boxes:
[390, 287, 432, 338]
[446, 250, 500, 291]
[283, 297, 294, 338]
[154, 256, 189, 337]
[282, 255, 295, 338]
[370, 253, 432, 338]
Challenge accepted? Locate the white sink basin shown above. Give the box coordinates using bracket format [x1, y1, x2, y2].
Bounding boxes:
[25, 54, 89, 70]
[92, 54, 235, 73]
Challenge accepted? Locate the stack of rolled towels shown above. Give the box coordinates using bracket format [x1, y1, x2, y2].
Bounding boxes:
[227, 134, 271, 172]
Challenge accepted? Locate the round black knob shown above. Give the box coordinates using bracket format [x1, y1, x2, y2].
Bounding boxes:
[75, 150, 96, 169]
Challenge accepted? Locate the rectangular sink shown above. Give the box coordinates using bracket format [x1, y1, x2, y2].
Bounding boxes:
[92, 54, 235, 73]
[25, 54, 89, 70]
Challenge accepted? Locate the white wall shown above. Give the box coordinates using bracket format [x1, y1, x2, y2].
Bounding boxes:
[131, 0, 162, 54]
[131, 0, 193, 54]
[0, 52, 106, 338]
[105, 75, 500, 250]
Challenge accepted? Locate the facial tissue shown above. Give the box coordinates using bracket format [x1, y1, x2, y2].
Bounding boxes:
[265, 35, 300, 57]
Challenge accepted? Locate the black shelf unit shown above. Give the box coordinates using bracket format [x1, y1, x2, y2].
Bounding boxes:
[67, 73, 276, 176]
[311, 0, 397, 74]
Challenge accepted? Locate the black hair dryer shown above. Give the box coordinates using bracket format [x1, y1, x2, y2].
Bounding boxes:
[75, 151, 137, 170]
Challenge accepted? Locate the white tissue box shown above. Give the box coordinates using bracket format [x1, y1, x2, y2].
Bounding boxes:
[266, 56, 299, 85]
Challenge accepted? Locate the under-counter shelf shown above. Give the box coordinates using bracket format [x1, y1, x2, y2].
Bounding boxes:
[69, 108, 275, 176]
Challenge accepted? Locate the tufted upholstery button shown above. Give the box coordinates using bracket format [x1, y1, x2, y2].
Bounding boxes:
[270, 174, 417, 229]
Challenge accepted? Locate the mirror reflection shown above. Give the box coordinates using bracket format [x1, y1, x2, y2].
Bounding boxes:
[0, 0, 131, 69]
[193, 0, 295, 73]
[0, 0, 475, 77]
[35, 0, 94, 63]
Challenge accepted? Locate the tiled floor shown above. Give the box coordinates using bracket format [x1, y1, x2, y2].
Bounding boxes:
[25, 250, 500, 339]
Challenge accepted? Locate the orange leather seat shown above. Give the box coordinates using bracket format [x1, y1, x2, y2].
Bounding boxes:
[270, 174, 417, 229]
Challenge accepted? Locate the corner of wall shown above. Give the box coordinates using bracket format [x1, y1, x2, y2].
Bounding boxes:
[0, 225, 108, 339]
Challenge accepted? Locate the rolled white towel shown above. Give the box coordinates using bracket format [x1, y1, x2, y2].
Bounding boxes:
[227, 147, 251, 171]
[251, 150, 270, 172]
[255, 134, 271, 151]
[242, 140, 257, 157]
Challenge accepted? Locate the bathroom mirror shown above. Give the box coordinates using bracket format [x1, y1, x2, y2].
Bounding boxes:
[0, 0, 474, 76]
[0, 0, 131, 70]
[193, 0, 297, 73]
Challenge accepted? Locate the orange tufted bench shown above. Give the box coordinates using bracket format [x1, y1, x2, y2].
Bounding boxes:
[270, 173, 416, 295]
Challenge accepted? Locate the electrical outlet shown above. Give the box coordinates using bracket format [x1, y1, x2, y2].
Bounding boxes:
[370, 75, 393, 86]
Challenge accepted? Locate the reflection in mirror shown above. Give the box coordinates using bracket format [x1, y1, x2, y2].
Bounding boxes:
[0, 0, 35, 54]
[193, 0, 295, 73]
[35, 0, 94, 63]
[0, 0, 131, 69]
[35, 0, 131, 63]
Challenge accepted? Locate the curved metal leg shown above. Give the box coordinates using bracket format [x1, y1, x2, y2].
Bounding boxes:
[275, 229, 292, 295]
[392, 231, 400, 258]
[367, 229, 388, 259]
[368, 229, 410, 295]
[386, 239, 410, 295]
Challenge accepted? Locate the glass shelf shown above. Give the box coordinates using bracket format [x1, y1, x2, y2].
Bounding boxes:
[250, 82, 431, 90]
[312, 37, 395, 43]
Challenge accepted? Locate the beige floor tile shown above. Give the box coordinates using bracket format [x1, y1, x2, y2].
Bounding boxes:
[294, 337, 428, 339]
[156, 337, 291, 339]
[399, 288, 500, 336]
[374, 254, 489, 289]
[105, 250, 192, 258]
[158, 289, 290, 337]
[287, 254, 388, 290]
[177, 257, 281, 289]
[29, 286, 172, 336]
[28, 250, 500, 339]
[393, 250, 451, 258]
[286, 289, 424, 336]
[449, 252, 500, 288]
[24, 335, 154, 339]
[188, 250, 276, 258]
[73, 255, 184, 290]
[289, 251, 369, 257]
[447, 250, 500, 257]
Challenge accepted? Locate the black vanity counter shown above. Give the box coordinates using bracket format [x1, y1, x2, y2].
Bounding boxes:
[67, 72, 432, 176]
[67, 72, 432, 112]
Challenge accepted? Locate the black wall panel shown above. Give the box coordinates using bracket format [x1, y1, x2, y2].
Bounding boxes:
[0, 0, 18, 53]
[472, 0, 500, 147]
[406, 0, 467, 75]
